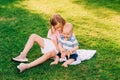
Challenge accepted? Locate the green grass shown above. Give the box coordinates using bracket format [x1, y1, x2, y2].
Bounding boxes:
[0, 0, 120, 80]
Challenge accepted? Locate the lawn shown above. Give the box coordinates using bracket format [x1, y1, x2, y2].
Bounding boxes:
[0, 0, 120, 80]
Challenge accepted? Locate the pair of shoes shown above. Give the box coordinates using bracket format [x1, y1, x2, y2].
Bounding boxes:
[17, 63, 28, 73]
[12, 57, 28, 62]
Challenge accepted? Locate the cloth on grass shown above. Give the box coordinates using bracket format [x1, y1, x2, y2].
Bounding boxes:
[59, 49, 96, 65]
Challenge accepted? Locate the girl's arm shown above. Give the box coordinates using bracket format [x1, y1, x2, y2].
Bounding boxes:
[58, 43, 65, 53]
[47, 29, 59, 50]
[58, 43, 67, 58]
[47, 29, 52, 39]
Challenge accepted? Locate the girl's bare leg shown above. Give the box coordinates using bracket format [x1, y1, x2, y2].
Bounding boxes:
[17, 51, 56, 73]
[12, 34, 44, 62]
[62, 59, 74, 67]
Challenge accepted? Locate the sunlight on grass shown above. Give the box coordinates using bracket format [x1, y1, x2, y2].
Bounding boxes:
[19, 0, 55, 14]
[14, 0, 120, 47]
[16, 0, 120, 25]
[15, 0, 120, 26]
[15, 0, 94, 18]
[0, 17, 16, 21]
[1, 0, 120, 80]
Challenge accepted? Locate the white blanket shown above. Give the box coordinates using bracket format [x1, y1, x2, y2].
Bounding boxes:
[59, 49, 96, 65]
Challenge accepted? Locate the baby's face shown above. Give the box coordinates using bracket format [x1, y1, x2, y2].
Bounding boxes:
[63, 29, 72, 40]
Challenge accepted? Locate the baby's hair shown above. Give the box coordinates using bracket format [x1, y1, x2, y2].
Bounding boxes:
[64, 23, 73, 33]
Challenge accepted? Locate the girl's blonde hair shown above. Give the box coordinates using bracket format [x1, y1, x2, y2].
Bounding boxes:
[50, 14, 66, 33]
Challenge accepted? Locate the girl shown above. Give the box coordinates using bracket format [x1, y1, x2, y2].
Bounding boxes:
[12, 14, 66, 73]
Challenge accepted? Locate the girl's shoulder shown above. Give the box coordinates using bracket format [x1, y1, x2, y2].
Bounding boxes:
[48, 29, 54, 34]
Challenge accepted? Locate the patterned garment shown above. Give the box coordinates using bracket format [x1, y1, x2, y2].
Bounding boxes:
[58, 34, 79, 54]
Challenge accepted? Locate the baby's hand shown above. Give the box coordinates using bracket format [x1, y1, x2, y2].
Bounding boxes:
[61, 51, 67, 59]
[67, 49, 73, 58]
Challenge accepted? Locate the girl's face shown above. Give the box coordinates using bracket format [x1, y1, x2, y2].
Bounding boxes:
[53, 23, 63, 32]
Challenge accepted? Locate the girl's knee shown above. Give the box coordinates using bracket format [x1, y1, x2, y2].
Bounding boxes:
[30, 34, 37, 38]
[29, 34, 38, 42]
[45, 51, 56, 58]
[51, 51, 57, 57]
[30, 34, 41, 40]
[44, 53, 51, 58]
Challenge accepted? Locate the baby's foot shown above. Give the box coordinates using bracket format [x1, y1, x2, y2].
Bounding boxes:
[17, 63, 29, 73]
[50, 61, 58, 65]
[62, 63, 68, 68]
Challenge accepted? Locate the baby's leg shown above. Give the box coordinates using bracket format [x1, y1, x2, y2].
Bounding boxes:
[62, 59, 74, 67]
[50, 56, 59, 65]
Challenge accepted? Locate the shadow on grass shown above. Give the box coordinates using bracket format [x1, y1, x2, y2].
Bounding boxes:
[0, 1, 120, 80]
[0, 0, 49, 53]
[0, 0, 21, 5]
[0, 1, 50, 79]
[72, 0, 120, 13]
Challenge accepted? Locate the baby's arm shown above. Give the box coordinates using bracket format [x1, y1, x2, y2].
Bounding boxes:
[67, 35, 79, 55]
[67, 46, 79, 58]
[69, 45, 79, 53]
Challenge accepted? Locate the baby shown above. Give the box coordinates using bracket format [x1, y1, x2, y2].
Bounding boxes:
[51, 23, 79, 67]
